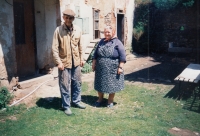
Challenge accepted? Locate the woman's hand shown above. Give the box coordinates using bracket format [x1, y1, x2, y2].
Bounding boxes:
[117, 67, 123, 74]
[118, 62, 124, 74]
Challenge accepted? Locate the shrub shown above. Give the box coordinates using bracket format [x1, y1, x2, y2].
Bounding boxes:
[81, 42, 99, 74]
[0, 87, 13, 109]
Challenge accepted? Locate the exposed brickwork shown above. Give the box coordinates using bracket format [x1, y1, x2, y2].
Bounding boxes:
[87, 0, 129, 46]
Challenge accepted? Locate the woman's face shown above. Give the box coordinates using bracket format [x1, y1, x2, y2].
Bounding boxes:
[104, 28, 113, 40]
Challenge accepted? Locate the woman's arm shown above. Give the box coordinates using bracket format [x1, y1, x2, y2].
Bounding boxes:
[92, 59, 96, 71]
[116, 39, 126, 74]
[118, 61, 124, 74]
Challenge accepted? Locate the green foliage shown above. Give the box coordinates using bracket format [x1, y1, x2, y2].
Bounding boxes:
[135, 0, 195, 10]
[133, 21, 145, 41]
[81, 42, 99, 74]
[133, 0, 196, 52]
[81, 62, 92, 73]
[0, 84, 199, 135]
[182, 0, 195, 7]
[153, 0, 181, 10]
[0, 87, 13, 109]
[133, 4, 149, 41]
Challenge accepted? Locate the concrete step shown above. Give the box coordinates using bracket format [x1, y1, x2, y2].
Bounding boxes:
[83, 42, 97, 61]
[19, 74, 54, 89]
[19, 67, 58, 89]
[85, 47, 94, 54]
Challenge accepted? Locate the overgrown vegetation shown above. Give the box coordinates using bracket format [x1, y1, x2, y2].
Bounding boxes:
[0, 87, 13, 109]
[133, 0, 196, 53]
[135, 0, 195, 9]
[81, 42, 98, 74]
[0, 83, 199, 135]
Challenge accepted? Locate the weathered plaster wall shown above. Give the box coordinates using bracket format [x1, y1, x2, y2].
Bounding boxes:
[0, 0, 16, 87]
[125, 0, 134, 51]
[87, 0, 134, 50]
[34, 0, 57, 69]
[87, 0, 115, 32]
[77, 2, 93, 50]
[60, 0, 93, 52]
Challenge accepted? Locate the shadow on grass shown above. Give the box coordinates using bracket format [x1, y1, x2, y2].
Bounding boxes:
[164, 82, 200, 113]
[164, 82, 194, 100]
[81, 95, 117, 107]
[183, 94, 200, 113]
[36, 97, 62, 110]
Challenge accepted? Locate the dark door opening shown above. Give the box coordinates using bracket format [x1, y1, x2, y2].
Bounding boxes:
[13, 0, 36, 78]
[117, 14, 124, 44]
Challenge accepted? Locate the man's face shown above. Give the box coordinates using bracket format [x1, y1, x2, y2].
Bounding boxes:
[63, 15, 74, 27]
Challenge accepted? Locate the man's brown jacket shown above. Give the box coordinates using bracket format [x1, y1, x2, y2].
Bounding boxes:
[52, 24, 83, 68]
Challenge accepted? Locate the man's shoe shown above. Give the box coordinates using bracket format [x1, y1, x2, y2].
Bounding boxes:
[64, 108, 72, 116]
[72, 103, 86, 109]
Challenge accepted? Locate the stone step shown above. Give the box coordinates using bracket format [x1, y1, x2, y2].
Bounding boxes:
[83, 42, 98, 61]
[85, 47, 94, 54]
[19, 74, 54, 89]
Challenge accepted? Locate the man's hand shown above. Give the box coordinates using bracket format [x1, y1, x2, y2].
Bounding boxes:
[57, 63, 64, 70]
[80, 61, 85, 67]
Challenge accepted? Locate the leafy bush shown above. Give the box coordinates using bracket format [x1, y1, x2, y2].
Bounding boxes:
[135, 0, 195, 9]
[0, 87, 13, 109]
[182, 0, 194, 7]
[81, 42, 99, 74]
[81, 62, 92, 73]
[133, 21, 145, 41]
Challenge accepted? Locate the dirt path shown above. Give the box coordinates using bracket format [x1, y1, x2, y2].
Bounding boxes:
[12, 53, 193, 107]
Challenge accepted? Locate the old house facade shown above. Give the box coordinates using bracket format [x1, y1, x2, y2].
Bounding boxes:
[0, 0, 134, 89]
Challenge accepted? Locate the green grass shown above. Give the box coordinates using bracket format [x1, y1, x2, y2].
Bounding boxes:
[0, 83, 199, 136]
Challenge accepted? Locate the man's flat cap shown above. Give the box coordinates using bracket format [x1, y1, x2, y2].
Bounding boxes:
[62, 9, 76, 17]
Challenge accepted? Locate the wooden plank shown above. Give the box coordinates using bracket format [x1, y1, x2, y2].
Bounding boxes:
[183, 78, 192, 82]
[174, 63, 200, 84]
[174, 63, 200, 82]
[179, 77, 185, 81]
[188, 79, 195, 82]
[87, 43, 96, 48]
[174, 77, 180, 81]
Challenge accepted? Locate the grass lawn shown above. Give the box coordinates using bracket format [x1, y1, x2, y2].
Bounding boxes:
[0, 82, 199, 136]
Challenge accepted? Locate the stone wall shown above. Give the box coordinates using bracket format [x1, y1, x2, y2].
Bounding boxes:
[133, 0, 200, 54]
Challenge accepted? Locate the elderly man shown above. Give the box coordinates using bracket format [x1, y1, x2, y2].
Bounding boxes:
[52, 8, 86, 116]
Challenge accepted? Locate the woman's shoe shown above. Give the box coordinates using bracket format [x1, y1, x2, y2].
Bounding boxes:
[94, 101, 102, 107]
[107, 103, 113, 108]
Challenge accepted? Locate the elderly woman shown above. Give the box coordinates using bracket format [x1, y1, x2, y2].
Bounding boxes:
[92, 25, 126, 108]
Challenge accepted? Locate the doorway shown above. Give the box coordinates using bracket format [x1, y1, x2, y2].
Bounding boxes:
[117, 14, 124, 44]
[13, 0, 36, 78]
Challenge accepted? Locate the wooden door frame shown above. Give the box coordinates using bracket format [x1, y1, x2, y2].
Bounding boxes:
[116, 13, 125, 45]
[13, 0, 37, 78]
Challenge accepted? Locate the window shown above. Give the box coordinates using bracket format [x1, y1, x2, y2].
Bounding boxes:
[74, 6, 89, 35]
[93, 9, 100, 39]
